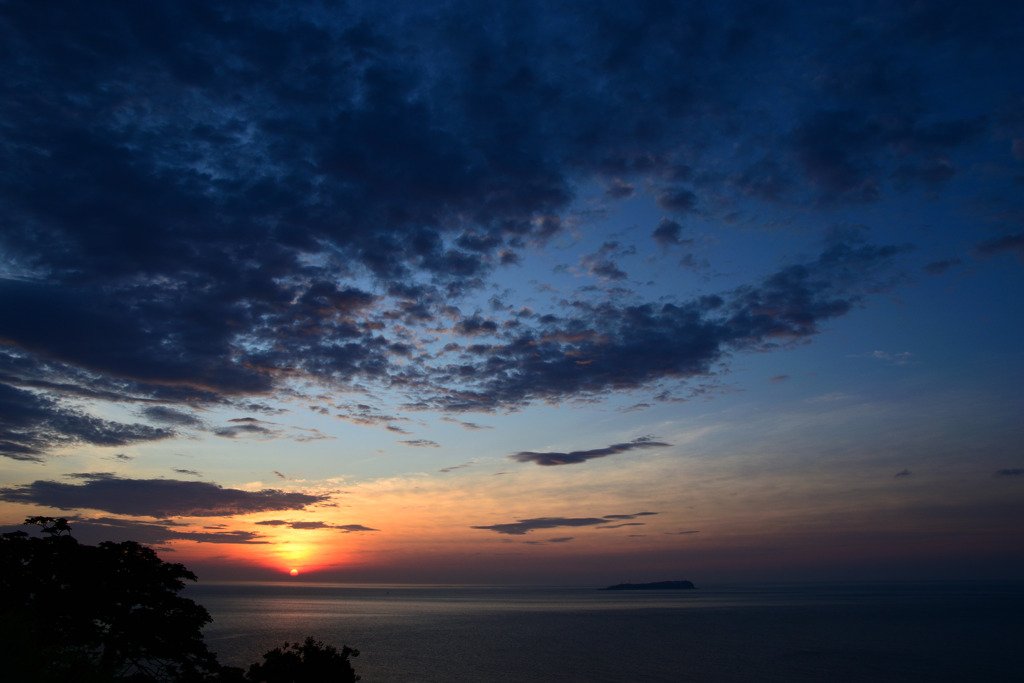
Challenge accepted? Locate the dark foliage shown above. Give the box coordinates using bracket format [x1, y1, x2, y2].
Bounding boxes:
[246, 637, 359, 683]
[0, 517, 359, 683]
[1, 517, 222, 681]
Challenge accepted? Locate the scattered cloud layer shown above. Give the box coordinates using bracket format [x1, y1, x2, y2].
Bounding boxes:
[1, 0, 1005, 458]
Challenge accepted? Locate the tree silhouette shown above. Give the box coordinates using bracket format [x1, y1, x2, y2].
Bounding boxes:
[1, 517, 361, 682]
[1, 517, 223, 682]
[245, 637, 360, 683]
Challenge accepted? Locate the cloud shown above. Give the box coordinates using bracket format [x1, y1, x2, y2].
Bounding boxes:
[213, 419, 281, 440]
[894, 469, 912, 478]
[399, 439, 441, 448]
[0, 383, 173, 461]
[438, 462, 474, 474]
[335, 405, 412, 431]
[336, 524, 378, 533]
[657, 187, 699, 213]
[439, 417, 493, 431]
[976, 233, 1024, 261]
[511, 437, 670, 466]
[254, 519, 378, 533]
[64, 517, 270, 545]
[854, 350, 914, 366]
[580, 242, 630, 281]
[386, 425, 413, 435]
[604, 179, 634, 199]
[0, 0, 989, 456]
[0, 474, 328, 517]
[601, 512, 658, 520]
[472, 512, 657, 535]
[213, 417, 331, 442]
[652, 219, 693, 248]
[923, 259, 963, 276]
[141, 406, 204, 427]
[288, 521, 332, 530]
[172, 468, 201, 477]
[427, 237, 907, 412]
[994, 469, 1024, 478]
[524, 537, 575, 545]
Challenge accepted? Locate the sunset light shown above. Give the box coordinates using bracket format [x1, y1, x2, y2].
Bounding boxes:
[1, 0, 1022, 590]
[2, 2, 1023, 680]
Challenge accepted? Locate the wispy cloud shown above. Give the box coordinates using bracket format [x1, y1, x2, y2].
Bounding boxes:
[438, 462, 474, 474]
[524, 537, 575, 545]
[172, 468, 201, 477]
[472, 512, 658, 536]
[439, 417, 493, 431]
[400, 439, 441, 448]
[975, 233, 1024, 261]
[851, 350, 915, 366]
[511, 437, 670, 466]
[255, 519, 378, 532]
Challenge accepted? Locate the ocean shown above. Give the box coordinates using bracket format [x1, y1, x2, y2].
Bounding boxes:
[187, 581, 1023, 682]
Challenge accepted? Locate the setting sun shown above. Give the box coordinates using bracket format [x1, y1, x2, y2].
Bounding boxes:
[289, 568, 299, 576]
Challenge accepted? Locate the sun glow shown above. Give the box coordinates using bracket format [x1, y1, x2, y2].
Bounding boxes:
[256, 534, 350, 576]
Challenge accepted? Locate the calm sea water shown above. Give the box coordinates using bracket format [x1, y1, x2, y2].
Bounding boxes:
[187, 581, 1023, 682]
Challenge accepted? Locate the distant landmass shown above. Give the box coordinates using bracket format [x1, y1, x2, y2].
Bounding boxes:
[602, 580, 696, 591]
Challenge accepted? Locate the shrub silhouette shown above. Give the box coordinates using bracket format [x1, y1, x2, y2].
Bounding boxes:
[245, 637, 359, 682]
[1, 517, 359, 683]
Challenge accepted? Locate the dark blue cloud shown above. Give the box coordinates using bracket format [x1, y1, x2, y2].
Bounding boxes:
[652, 219, 692, 248]
[923, 259, 964, 276]
[0, 0, 1015, 457]
[429, 236, 907, 411]
[976, 233, 1024, 261]
[0, 383, 173, 461]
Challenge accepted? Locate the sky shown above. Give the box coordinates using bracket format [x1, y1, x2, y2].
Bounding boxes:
[1, 0, 1022, 585]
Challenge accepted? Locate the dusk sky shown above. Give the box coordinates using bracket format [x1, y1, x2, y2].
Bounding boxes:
[2, 0, 1022, 584]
